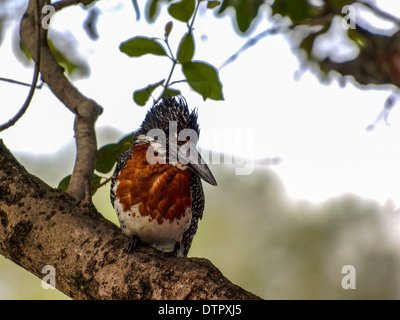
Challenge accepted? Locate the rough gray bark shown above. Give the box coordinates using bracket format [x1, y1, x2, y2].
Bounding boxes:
[0, 141, 261, 300]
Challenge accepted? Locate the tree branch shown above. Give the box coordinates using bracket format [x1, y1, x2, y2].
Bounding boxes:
[52, 0, 97, 11]
[20, 0, 103, 202]
[0, 140, 260, 300]
[0, 0, 41, 133]
[360, 1, 400, 27]
[0, 77, 44, 88]
[0, 58, 40, 132]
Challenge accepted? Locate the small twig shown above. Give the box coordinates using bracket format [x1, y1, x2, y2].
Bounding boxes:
[366, 91, 400, 131]
[92, 176, 112, 193]
[52, 0, 80, 11]
[164, 38, 175, 62]
[0, 69, 39, 132]
[153, 0, 203, 106]
[220, 25, 290, 70]
[162, 61, 178, 93]
[52, 0, 96, 11]
[0, 77, 44, 89]
[0, 1, 41, 132]
[168, 79, 187, 86]
[188, 0, 202, 32]
[152, 60, 177, 106]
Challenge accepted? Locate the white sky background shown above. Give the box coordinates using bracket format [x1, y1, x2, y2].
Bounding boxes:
[1, 1, 400, 207]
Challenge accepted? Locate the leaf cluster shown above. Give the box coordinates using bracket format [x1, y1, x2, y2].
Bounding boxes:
[120, 0, 224, 106]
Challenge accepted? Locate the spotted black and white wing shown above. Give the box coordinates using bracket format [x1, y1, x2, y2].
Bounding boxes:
[110, 149, 133, 207]
[180, 174, 205, 257]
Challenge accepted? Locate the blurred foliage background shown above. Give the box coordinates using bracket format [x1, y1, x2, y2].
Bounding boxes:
[2, 0, 400, 299]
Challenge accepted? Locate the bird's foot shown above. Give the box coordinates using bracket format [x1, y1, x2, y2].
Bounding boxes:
[124, 235, 141, 254]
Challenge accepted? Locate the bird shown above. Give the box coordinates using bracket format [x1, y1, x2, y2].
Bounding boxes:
[110, 96, 217, 257]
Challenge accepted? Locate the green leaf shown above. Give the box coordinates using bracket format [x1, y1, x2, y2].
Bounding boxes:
[57, 175, 71, 192]
[119, 133, 135, 146]
[96, 134, 133, 174]
[163, 88, 181, 98]
[207, 1, 221, 9]
[19, 40, 31, 60]
[119, 37, 167, 57]
[182, 61, 224, 101]
[218, 0, 264, 34]
[96, 144, 123, 174]
[177, 31, 195, 64]
[91, 174, 102, 196]
[146, 0, 162, 22]
[328, 0, 351, 10]
[133, 79, 165, 106]
[168, 0, 196, 23]
[271, 0, 310, 24]
[47, 39, 89, 78]
[57, 174, 102, 195]
[347, 28, 366, 47]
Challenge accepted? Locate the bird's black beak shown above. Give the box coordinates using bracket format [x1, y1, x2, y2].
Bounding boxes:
[188, 155, 218, 186]
[171, 142, 217, 186]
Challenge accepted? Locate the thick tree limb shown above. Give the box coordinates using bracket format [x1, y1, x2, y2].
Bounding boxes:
[20, 0, 102, 202]
[0, 141, 261, 300]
